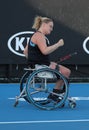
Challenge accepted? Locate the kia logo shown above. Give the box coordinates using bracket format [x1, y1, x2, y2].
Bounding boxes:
[83, 37, 89, 54]
[8, 31, 34, 57]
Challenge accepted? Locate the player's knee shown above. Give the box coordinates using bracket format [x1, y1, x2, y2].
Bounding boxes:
[67, 68, 71, 76]
[63, 68, 71, 78]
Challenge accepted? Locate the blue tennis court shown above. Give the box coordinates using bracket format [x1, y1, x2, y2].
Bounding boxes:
[0, 83, 89, 130]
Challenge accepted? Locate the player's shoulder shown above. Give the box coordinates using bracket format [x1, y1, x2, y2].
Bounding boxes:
[34, 31, 45, 39]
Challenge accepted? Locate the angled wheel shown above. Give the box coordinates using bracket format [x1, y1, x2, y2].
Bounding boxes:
[20, 71, 31, 102]
[26, 68, 69, 110]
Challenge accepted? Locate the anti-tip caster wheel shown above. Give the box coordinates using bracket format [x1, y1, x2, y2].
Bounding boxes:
[69, 101, 76, 109]
[14, 96, 19, 107]
[14, 101, 19, 107]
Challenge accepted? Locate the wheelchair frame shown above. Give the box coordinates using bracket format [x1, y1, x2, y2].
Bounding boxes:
[14, 67, 76, 110]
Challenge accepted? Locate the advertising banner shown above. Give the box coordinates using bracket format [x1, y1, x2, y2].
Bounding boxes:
[0, 0, 89, 65]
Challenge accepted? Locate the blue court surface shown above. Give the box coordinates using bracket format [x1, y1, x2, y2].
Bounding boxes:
[0, 83, 89, 130]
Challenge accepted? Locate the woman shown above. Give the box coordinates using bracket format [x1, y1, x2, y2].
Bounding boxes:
[24, 16, 71, 102]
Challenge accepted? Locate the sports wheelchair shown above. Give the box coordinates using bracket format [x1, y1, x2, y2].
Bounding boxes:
[14, 65, 76, 110]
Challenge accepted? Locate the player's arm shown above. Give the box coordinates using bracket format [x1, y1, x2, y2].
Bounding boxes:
[35, 33, 64, 55]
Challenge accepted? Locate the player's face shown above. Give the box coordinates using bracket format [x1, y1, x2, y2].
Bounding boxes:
[44, 21, 53, 34]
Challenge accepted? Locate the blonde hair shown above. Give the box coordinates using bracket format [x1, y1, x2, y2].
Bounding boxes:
[32, 16, 53, 30]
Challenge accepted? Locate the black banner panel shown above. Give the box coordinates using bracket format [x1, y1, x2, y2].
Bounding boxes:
[0, 0, 89, 64]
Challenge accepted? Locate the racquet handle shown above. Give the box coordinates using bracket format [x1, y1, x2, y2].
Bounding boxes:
[57, 52, 77, 63]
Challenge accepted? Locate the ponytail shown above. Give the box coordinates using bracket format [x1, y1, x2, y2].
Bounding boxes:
[32, 16, 53, 30]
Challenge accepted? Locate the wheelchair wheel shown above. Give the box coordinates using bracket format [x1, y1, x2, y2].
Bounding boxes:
[26, 68, 69, 110]
[20, 71, 31, 103]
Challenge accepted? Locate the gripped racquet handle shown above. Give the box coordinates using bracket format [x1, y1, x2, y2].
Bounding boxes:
[57, 52, 77, 63]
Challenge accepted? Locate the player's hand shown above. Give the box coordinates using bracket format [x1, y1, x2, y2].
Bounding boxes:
[57, 39, 64, 47]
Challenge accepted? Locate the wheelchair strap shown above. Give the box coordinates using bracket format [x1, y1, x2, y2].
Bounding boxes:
[55, 64, 60, 71]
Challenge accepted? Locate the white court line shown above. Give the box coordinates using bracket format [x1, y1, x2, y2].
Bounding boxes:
[74, 97, 89, 100]
[0, 119, 89, 124]
[8, 97, 89, 101]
